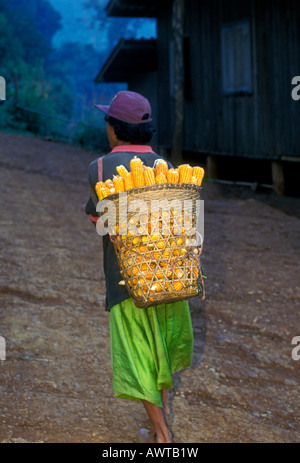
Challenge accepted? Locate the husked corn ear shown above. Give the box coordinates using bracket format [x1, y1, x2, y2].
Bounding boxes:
[113, 175, 125, 193]
[155, 173, 167, 184]
[98, 187, 109, 200]
[166, 168, 179, 183]
[116, 165, 129, 178]
[105, 179, 114, 188]
[154, 159, 168, 176]
[130, 156, 145, 187]
[191, 176, 198, 184]
[192, 166, 205, 186]
[178, 164, 193, 183]
[144, 166, 156, 185]
[151, 282, 163, 292]
[124, 172, 135, 190]
[95, 182, 106, 199]
[173, 281, 183, 291]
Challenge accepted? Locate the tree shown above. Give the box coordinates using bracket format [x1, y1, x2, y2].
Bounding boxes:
[84, 0, 153, 49]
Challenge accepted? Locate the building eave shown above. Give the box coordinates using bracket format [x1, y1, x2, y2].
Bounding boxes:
[105, 0, 159, 18]
[94, 38, 157, 84]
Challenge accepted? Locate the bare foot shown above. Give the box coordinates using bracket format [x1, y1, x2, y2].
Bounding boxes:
[137, 428, 155, 443]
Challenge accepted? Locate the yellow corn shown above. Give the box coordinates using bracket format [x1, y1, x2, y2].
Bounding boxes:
[95, 182, 106, 200]
[154, 159, 168, 176]
[178, 164, 193, 183]
[166, 268, 173, 278]
[192, 166, 205, 186]
[155, 173, 167, 184]
[130, 156, 145, 187]
[173, 281, 183, 291]
[98, 187, 109, 200]
[192, 267, 199, 278]
[132, 266, 139, 276]
[105, 179, 114, 188]
[113, 175, 125, 193]
[124, 172, 135, 190]
[155, 270, 164, 279]
[163, 250, 170, 259]
[166, 168, 179, 183]
[151, 282, 163, 292]
[175, 268, 184, 278]
[153, 251, 160, 259]
[116, 165, 129, 178]
[141, 263, 149, 273]
[191, 176, 198, 184]
[144, 166, 156, 185]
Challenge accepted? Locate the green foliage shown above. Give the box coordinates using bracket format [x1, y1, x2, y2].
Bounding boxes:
[0, 0, 155, 149]
[0, 0, 76, 139]
[71, 124, 108, 149]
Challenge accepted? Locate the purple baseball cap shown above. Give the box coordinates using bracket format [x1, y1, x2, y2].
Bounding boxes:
[95, 90, 152, 124]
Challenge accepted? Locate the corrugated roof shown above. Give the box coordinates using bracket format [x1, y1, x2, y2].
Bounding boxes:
[94, 38, 157, 83]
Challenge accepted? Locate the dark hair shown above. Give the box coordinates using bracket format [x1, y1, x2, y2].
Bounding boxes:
[105, 115, 155, 144]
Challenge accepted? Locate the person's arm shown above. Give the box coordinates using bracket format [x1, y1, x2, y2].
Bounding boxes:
[85, 161, 99, 226]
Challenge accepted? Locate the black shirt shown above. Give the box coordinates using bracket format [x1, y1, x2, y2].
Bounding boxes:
[85, 145, 172, 311]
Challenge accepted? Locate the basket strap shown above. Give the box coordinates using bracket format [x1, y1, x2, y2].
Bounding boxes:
[98, 155, 104, 182]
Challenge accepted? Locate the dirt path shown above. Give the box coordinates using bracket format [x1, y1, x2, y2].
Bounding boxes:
[0, 131, 299, 443]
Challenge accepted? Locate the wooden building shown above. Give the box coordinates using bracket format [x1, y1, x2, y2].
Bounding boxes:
[96, 0, 300, 194]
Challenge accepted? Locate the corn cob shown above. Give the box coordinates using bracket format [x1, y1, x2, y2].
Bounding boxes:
[144, 166, 156, 185]
[192, 166, 205, 186]
[173, 281, 183, 291]
[155, 270, 164, 279]
[113, 175, 125, 193]
[155, 172, 167, 184]
[97, 187, 109, 200]
[141, 263, 149, 273]
[95, 182, 106, 200]
[116, 165, 129, 178]
[130, 156, 145, 187]
[166, 168, 179, 183]
[132, 266, 139, 276]
[191, 176, 198, 184]
[123, 172, 135, 190]
[105, 179, 114, 188]
[151, 282, 163, 292]
[192, 267, 199, 278]
[175, 268, 184, 279]
[154, 159, 168, 176]
[178, 164, 193, 183]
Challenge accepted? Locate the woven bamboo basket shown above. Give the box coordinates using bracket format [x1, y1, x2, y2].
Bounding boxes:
[106, 183, 204, 308]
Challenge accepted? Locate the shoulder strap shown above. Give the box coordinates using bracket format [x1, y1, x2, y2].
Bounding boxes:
[98, 155, 103, 182]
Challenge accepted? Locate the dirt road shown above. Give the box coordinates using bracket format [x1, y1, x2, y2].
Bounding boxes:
[0, 131, 299, 443]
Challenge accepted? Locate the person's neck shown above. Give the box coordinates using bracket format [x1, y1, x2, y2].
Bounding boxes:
[114, 140, 131, 147]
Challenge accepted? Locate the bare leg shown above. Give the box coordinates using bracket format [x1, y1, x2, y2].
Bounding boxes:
[161, 389, 170, 425]
[142, 399, 172, 443]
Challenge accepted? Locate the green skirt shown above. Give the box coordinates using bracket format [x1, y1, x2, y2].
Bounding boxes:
[109, 298, 193, 408]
